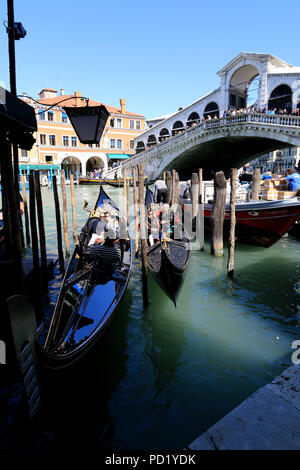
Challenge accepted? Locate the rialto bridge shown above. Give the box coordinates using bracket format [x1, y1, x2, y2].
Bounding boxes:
[105, 52, 300, 179]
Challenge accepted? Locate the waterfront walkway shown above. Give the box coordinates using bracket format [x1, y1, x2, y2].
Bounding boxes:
[188, 365, 300, 450]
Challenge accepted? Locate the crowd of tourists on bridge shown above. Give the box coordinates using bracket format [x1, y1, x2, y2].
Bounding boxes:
[222, 105, 300, 118]
[155, 105, 300, 142]
[142, 104, 300, 151]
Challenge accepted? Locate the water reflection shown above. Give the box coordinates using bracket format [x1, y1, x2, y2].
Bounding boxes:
[15, 186, 300, 450]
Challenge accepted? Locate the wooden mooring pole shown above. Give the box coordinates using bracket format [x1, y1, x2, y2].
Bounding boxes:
[227, 168, 237, 277]
[0, 134, 25, 295]
[198, 168, 204, 250]
[191, 173, 199, 220]
[132, 168, 139, 257]
[198, 168, 203, 204]
[70, 173, 78, 243]
[210, 171, 227, 256]
[61, 170, 70, 258]
[34, 171, 47, 284]
[21, 174, 30, 245]
[138, 164, 149, 305]
[251, 168, 261, 200]
[173, 171, 179, 205]
[29, 171, 42, 292]
[166, 171, 172, 205]
[52, 175, 65, 273]
[126, 177, 130, 228]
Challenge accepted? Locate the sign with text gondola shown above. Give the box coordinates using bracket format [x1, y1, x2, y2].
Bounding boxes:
[63, 105, 110, 144]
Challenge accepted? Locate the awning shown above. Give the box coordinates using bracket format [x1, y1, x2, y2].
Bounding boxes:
[19, 164, 61, 171]
[106, 153, 133, 160]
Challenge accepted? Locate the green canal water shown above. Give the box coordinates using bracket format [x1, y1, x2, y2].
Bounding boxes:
[24, 185, 300, 449]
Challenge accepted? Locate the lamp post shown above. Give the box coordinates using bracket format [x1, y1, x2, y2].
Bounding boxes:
[6, 0, 27, 246]
[63, 104, 110, 144]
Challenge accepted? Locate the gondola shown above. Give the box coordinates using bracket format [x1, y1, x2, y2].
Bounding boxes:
[40, 185, 132, 369]
[145, 187, 191, 307]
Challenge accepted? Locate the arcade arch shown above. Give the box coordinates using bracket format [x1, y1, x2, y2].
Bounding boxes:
[86, 156, 105, 174]
[159, 128, 170, 142]
[147, 135, 157, 148]
[187, 112, 200, 127]
[203, 102, 219, 119]
[61, 157, 82, 176]
[172, 120, 185, 136]
[268, 84, 293, 113]
[136, 141, 146, 153]
[228, 64, 259, 110]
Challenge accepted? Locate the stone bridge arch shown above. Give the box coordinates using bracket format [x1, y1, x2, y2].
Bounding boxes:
[125, 116, 300, 180]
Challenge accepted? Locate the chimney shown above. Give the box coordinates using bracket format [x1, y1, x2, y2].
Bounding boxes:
[60, 88, 65, 95]
[74, 90, 82, 107]
[120, 98, 126, 114]
[22, 92, 27, 97]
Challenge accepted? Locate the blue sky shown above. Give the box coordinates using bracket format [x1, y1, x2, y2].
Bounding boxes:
[0, 0, 299, 119]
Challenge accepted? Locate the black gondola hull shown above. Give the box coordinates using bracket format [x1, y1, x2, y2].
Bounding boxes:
[40, 185, 132, 369]
[147, 240, 191, 307]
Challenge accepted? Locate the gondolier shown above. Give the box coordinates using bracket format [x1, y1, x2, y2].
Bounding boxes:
[90, 227, 121, 273]
[153, 179, 168, 203]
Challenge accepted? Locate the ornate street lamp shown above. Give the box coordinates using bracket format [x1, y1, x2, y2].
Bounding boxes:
[63, 104, 110, 144]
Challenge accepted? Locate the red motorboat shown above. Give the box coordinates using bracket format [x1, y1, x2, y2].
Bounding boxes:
[180, 196, 300, 247]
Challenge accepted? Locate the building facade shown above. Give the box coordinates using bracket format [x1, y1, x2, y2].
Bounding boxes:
[22, 88, 145, 176]
[249, 146, 300, 174]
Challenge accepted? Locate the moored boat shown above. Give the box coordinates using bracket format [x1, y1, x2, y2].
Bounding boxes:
[146, 187, 191, 306]
[40, 185, 132, 369]
[180, 195, 300, 247]
[105, 179, 153, 188]
[78, 177, 106, 184]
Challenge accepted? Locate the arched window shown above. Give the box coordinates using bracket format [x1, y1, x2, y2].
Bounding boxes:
[172, 121, 185, 136]
[136, 141, 145, 154]
[159, 128, 170, 142]
[203, 102, 219, 119]
[268, 84, 293, 113]
[186, 112, 200, 127]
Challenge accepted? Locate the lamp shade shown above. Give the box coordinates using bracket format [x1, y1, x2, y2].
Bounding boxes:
[63, 105, 110, 144]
